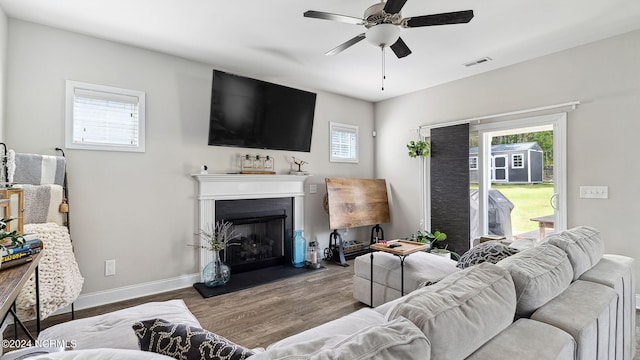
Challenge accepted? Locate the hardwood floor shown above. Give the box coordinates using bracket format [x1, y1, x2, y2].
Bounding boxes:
[7, 259, 365, 349]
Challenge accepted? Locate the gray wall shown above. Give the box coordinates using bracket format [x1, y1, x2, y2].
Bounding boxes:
[0, 8, 6, 141]
[4, 20, 375, 298]
[375, 29, 640, 289]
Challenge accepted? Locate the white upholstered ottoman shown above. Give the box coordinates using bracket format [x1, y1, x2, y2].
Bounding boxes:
[37, 299, 200, 350]
[353, 250, 460, 306]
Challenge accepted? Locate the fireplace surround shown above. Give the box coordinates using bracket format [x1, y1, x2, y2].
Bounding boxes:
[192, 174, 307, 282]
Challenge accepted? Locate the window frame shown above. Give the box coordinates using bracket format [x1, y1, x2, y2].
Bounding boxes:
[329, 122, 359, 163]
[469, 156, 478, 170]
[511, 153, 524, 169]
[65, 80, 146, 152]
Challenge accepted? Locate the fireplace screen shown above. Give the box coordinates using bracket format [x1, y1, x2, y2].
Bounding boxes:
[223, 214, 285, 272]
[216, 197, 293, 273]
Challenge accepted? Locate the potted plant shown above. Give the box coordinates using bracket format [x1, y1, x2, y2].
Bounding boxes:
[406, 140, 430, 158]
[430, 245, 460, 260]
[410, 229, 446, 250]
[194, 220, 240, 287]
[429, 233, 460, 260]
[410, 229, 460, 260]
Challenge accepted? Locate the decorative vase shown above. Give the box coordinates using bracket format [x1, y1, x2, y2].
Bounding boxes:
[292, 230, 306, 268]
[202, 250, 230, 287]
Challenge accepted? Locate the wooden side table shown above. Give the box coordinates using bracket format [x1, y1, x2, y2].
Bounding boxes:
[530, 214, 555, 239]
[368, 240, 429, 307]
[0, 251, 42, 341]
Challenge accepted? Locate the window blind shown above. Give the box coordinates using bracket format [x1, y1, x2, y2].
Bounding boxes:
[330, 123, 358, 162]
[73, 88, 140, 146]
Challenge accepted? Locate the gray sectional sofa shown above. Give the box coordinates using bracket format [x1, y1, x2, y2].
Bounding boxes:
[11, 226, 635, 359]
[258, 226, 634, 359]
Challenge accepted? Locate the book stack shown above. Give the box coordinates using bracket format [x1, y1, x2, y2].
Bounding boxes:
[1, 234, 43, 270]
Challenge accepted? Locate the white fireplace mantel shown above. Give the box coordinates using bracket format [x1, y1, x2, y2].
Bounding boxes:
[191, 173, 308, 279]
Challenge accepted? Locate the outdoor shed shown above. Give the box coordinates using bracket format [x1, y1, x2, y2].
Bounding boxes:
[469, 142, 544, 183]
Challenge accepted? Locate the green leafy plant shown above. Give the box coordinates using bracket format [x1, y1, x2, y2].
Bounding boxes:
[0, 218, 25, 251]
[195, 220, 240, 252]
[406, 140, 430, 158]
[411, 229, 447, 245]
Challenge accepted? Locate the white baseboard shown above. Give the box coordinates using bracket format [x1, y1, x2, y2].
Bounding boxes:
[51, 273, 200, 315]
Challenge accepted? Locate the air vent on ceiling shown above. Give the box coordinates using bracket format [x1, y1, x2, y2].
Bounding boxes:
[464, 57, 492, 67]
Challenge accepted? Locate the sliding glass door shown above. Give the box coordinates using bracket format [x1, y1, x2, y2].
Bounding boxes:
[471, 113, 567, 243]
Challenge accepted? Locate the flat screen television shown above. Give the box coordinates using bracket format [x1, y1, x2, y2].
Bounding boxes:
[208, 70, 317, 152]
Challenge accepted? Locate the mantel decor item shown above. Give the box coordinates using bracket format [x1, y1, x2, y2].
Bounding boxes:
[406, 140, 430, 158]
[240, 154, 276, 174]
[289, 156, 309, 175]
[194, 220, 239, 287]
[292, 230, 306, 268]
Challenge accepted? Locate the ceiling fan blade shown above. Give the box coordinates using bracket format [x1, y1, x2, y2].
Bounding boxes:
[390, 37, 412, 58]
[325, 33, 366, 56]
[304, 10, 365, 25]
[383, 0, 408, 14]
[405, 10, 474, 27]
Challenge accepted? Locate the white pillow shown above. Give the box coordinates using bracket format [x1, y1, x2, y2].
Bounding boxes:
[28, 348, 174, 360]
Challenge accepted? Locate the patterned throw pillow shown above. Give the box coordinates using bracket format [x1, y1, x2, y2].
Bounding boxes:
[132, 318, 254, 360]
[456, 240, 519, 269]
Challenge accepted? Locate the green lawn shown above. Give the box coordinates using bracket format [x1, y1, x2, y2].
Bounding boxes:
[490, 183, 555, 235]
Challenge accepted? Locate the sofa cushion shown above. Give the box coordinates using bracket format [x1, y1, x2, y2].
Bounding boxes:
[267, 308, 385, 349]
[456, 240, 520, 269]
[467, 318, 575, 360]
[496, 243, 573, 319]
[386, 262, 516, 360]
[531, 280, 617, 360]
[544, 226, 604, 280]
[132, 318, 254, 360]
[252, 317, 430, 360]
[37, 300, 201, 350]
[579, 254, 636, 360]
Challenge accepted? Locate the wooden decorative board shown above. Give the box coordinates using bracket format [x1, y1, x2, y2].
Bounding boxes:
[325, 178, 390, 229]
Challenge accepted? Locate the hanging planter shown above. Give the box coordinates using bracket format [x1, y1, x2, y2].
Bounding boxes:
[407, 140, 430, 158]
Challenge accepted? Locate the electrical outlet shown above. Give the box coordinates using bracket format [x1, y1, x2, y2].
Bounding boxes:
[105, 259, 116, 276]
[309, 184, 317, 194]
[579, 186, 609, 199]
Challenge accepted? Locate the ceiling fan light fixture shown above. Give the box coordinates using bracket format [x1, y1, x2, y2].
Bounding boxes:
[365, 23, 400, 47]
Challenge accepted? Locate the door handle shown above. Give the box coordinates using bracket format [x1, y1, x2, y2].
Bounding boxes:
[550, 193, 559, 210]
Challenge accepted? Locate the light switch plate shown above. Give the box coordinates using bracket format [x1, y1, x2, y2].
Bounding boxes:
[105, 259, 116, 276]
[579, 186, 608, 199]
[309, 184, 317, 194]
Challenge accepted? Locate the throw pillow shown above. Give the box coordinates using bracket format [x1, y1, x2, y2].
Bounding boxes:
[456, 240, 519, 269]
[132, 318, 254, 360]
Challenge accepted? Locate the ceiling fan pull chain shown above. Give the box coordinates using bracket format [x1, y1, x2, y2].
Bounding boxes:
[381, 46, 385, 91]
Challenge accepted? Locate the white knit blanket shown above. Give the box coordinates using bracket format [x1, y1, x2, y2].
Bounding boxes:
[16, 223, 84, 319]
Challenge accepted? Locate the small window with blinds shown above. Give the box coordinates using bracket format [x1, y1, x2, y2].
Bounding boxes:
[65, 80, 145, 152]
[330, 122, 358, 163]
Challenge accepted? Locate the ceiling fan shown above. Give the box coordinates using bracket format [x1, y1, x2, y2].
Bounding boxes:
[304, 0, 474, 59]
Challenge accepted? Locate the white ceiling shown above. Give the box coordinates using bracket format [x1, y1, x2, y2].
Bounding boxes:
[1, 0, 640, 102]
